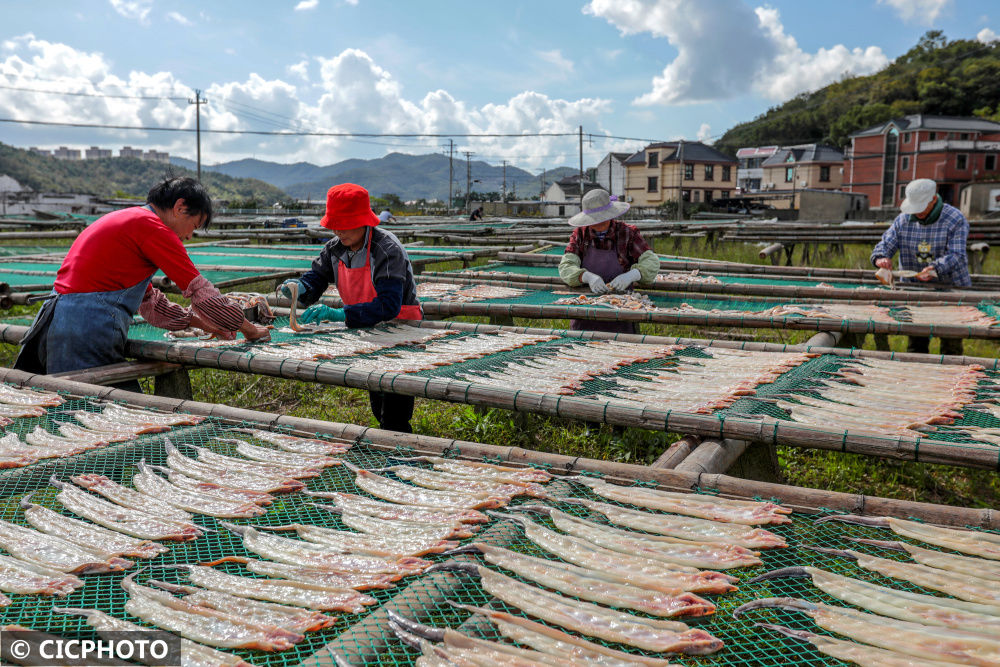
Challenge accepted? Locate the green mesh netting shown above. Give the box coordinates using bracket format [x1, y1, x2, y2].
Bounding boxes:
[2, 388, 998, 666]
[186, 253, 314, 270]
[0, 247, 72, 258]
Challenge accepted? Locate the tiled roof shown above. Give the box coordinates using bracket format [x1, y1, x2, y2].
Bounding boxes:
[623, 141, 736, 165]
[851, 114, 1000, 137]
[762, 143, 843, 166]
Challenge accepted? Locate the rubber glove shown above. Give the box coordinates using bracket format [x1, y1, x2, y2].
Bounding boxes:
[278, 279, 306, 302]
[916, 265, 938, 282]
[300, 304, 346, 324]
[581, 271, 608, 294]
[608, 268, 642, 292]
[874, 257, 892, 270]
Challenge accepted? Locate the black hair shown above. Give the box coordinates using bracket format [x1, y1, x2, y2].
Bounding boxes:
[147, 176, 213, 229]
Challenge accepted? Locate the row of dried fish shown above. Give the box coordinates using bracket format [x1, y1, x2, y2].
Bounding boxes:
[416, 282, 528, 302]
[250, 323, 459, 360]
[345, 331, 560, 373]
[738, 513, 1000, 665]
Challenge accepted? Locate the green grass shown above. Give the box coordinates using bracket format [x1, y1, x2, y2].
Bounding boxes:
[3, 235, 999, 509]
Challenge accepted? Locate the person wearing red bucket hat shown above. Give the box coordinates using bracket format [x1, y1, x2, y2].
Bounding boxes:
[278, 183, 422, 432]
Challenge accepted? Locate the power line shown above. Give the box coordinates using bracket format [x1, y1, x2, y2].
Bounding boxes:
[0, 83, 187, 101]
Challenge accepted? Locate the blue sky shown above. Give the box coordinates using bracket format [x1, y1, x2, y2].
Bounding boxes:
[0, 0, 994, 171]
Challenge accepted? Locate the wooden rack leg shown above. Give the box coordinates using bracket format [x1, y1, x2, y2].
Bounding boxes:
[154, 368, 193, 400]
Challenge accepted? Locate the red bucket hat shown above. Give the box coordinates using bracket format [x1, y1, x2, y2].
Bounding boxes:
[320, 183, 380, 230]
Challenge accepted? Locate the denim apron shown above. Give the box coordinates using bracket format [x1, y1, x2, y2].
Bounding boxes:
[14, 275, 153, 375]
[569, 244, 638, 335]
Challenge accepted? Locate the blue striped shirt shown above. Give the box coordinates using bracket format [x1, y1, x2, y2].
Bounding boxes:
[870, 202, 971, 287]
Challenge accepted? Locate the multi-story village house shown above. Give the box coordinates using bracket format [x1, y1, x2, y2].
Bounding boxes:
[761, 144, 844, 192]
[844, 114, 1000, 209]
[623, 142, 737, 208]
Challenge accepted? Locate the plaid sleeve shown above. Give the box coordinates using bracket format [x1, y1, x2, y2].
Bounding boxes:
[871, 216, 902, 266]
[933, 211, 969, 278]
[565, 227, 586, 257]
[625, 224, 651, 260]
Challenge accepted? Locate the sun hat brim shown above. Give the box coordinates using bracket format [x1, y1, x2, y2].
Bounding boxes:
[567, 200, 630, 227]
[899, 194, 934, 215]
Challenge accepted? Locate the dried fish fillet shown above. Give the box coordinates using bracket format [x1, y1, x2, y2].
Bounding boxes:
[260, 523, 456, 557]
[0, 554, 81, 596]
[204, 557, 397, 590]
[226, 440, 340, 468]
[186, 444, 320, 479]
[148, 465, 273, 505]
[70, 410, 170, 436]
[0, 518, 132, 574]
[71, 473, 193, 521]
[132, 463, 266, 518]
[0, 403, 46, 419]
[306, 491, 488, 524]
[165, 443, 303, 493]
[401, 456, 551, 483]
[23, 425, 106, 456]
[167, 565, 376, 613]
[0, 384, 64, 406]
[52, 478, 202, 541]
[98, 403, 204, 427]
[386, 466, 545, 499]
[236, 429, 351, 455]
[22, 500, 167, 560]
[349, 466, 504, 509]
[55, 607, 254, 667]
[758, 623, 956, 667]
[122, 574, 304, 651]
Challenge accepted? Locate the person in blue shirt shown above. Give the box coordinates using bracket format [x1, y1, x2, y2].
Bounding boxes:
[871, 178, 969, 356]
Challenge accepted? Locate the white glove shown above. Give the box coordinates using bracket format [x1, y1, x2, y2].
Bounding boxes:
[608, 268, 642, 292]
[581, 271, 608, 294]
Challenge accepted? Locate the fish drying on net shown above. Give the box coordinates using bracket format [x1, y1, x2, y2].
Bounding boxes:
[184, 443, 322, 478]
[220, 523, 430, 576]
[162, 564, 377, 613]
[143, 464, 273, 505]
[0, 384, 64, 406]
[852, 538, 1000, 582]
[756, 623, 956, 667]
[734, 597, 1000, 665]
[0, 518, 133, 574]
[218, 439, 341, 468]
[492, 512, 738, 595]
[445, 564, 724, 654]
[55, 607, 255, 667]
[378, 465, 545, 499]
[764, 303, 899, 323]
[20, 426, 106, 457]
[558, 495, 787, 548]
[52, 477, 203, 541]
[70, 473, 193, 521]
[306, 490, 486, 529]
[148, 579, 339, 629]
[233, 428, 353, 455]
[391, 455, 552, 483]
[332, 506, 479, 541]
[21, 499, 167, 560]
[0, 403, 47, 420]
[204, 557, 397, 590]
[553, 292, 659, 310]
[815, 513, 1000, 561]
[654, 270, 723, 286]
[570, 476, 792, 525]
[525, 506, 762, 570]
[255, 522, 457, 557]
[0, 554, 82, 598]
[96, 403, 204, 427]
[0, 433, 45, 467]
[132, 462, 267, 518]
[68, 410, 173, 437]
[121, 573, 304, 651]
[458, 603, 682, 667]
[903, 304, 999, 328]
[164, 442, 304, 493]
[347, 464, 506, 509]
[751, 566, 1000, 636]
[345, 331, 559, 373]
[416, 282, 528, 302]
[446, 542, 715, 618]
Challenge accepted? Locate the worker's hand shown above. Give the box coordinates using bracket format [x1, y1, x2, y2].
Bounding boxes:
[581, 271, 608, 295]
[240, 320, 271, 342]
[278, 279, 306, 302]
[608, 268, 642, 292]
[874, 257, 892, 270]
[300, 304, 346, 324]
[189, 310, 236, 340]
[916, 265, 938, 282]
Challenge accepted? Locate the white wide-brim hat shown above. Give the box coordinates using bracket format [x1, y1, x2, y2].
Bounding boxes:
[899, 178, 937, 215]
[568, 188, 630, 227]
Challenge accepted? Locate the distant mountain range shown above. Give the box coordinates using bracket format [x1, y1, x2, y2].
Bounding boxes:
[171, 153, 581, 201]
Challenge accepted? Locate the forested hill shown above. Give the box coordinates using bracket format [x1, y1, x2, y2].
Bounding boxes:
[715, 31, 1000, 155]
[0, 143, 291, 204]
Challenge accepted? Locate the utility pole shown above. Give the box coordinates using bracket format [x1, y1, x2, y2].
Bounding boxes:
[501, 160, 507, 202]
[464, 151, 474, 211]
[578, 126, 584, 207]
[677, 139, 685, 222]
[540, 169, 545, 199]
[187, 89, 207, 181]
[448, 139, 454, 213]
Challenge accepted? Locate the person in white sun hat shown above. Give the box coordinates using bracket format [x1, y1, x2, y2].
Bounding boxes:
[871, 177, 970, 355]
[558, 188, 659, 334]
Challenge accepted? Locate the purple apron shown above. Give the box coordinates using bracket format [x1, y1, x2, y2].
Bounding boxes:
[569, 243, 638, 334]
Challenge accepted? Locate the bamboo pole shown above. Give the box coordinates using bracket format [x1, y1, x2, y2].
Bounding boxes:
[0, 365, 994, 528]
[651, 435, 702, 469]
[674, 438, 750, 474]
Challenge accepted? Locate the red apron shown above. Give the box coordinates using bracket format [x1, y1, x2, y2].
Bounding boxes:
[337, 231, 423, 321]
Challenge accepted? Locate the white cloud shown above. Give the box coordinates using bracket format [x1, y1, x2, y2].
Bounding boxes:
[0, 37, 608, 168]
[877, 0, 951, 25]
[343, 0, 358, 5]
[584, 0, 887, 105]
[287, 59, 309, 80]
[109, 0, 153, 24]
[166, 11, 191, 26]
[535, 49, 574, 75]
[978, 27, 999, 43]
[294, 0, 318, 10]
[696, 123, 712, 142]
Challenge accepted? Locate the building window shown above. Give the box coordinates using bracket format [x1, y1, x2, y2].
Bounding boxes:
[902, 132, 911, 143]
[929, 132, 937, 141]
[901, 156, 909, 171]
[956, 154, 968, 170]
[558, 205, 565, 216]
[704, 164, 714, 181]
[720, 190, 729, 199]
[882, 128, 899, 206]
[693, 190, 701, 203]
[722, 165, 731, 181]
[900, 184, 906, 200]
[647, 176, 658, 193]
[961, 133, 969, 140]
[819, 166, 831, 182]
[785, 167, 794, 182]
[705, 190, 713, 203]
[647, 152, 658, 168]
[682, 189, 691, 202]
[987, 154, 997, 171]
[684, 164, 694, 180]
